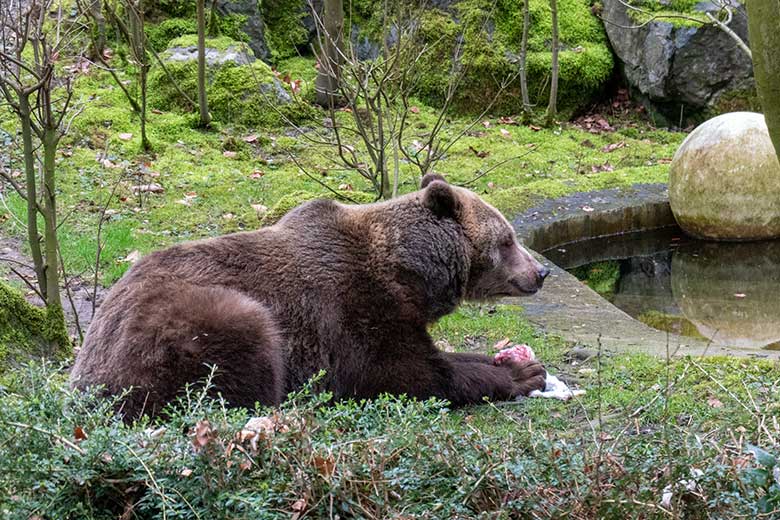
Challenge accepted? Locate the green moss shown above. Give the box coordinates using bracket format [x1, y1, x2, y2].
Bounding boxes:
[261, 190, 376, 226]
[148, 39, 317, 127]
[260, 0, 309, 61]
[146, 18, 197, 52]
[625, 0, 711, 27]
[0, 282, 70, 371]
[570, 260, 621, 296]
[637, 310, 706, 339]
[167, 34, 248, 52]
[211, 13, 251, 43]
[410, 0, 613, 116]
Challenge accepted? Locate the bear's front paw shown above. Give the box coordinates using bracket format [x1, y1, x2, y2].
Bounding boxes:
[507, 360, 547, 397]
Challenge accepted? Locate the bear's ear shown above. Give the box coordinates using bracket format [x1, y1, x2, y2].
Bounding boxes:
[423, 180, 461, 219]
[420, 173, 448, 189]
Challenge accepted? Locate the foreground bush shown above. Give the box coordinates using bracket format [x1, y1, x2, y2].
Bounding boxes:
[0, 363, 777, 519]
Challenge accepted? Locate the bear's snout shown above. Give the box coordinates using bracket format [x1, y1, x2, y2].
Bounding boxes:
[536, 265, 550, 286]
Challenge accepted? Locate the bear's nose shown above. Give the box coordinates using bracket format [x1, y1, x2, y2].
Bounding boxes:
[537, 266, 550, 284]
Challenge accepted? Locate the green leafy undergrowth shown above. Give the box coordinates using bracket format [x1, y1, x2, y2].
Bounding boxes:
[1, 348, 779, 519]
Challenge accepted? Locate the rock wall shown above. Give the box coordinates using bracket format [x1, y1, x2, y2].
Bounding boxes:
[602, 0, 754, 124]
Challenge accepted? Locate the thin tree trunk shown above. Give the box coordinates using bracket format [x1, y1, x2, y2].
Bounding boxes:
[315, 0, 344, 108]
[18, 93, 47, 297]
[545, 0, 559, 126]
[747, 0, 780, 156]
[41, 127, 61, 309]
[519, 0, 531, 116]
[87, 0, 106, 60]
[137, 0, 150, 149]
[197, 0, 212, 127]
[127, 0, 151, 148]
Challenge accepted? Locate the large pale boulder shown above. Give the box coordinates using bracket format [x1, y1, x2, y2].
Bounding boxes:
[669, 112, 780, 240]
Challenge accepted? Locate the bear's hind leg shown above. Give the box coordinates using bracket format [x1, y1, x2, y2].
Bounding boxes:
[122, 285, 285, 417]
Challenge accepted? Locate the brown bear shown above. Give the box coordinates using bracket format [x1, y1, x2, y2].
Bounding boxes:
[70, 174, 550, 418]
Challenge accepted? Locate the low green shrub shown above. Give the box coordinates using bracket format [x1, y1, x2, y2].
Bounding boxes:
[0, 363, 775, 518]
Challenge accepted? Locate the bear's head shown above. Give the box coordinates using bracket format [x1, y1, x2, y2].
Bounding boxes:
[420, 173, 549, 300]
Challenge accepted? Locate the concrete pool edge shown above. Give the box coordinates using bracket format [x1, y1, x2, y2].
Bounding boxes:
[507, 184, 776, 359]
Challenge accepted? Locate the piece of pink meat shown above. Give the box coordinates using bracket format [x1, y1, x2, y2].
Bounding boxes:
[493, 344, 536, 365]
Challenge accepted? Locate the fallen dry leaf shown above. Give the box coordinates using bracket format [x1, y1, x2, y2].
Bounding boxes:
[223, 151, 237, 158]
[482, 120, 491, 128]
[131, 183, 164, 194]
[181, 468, 193, 477]
[409, 106, 420, 114]
[582, 205, 595, 212]
[590, 162, 614, 173]
[118, 133, 133, 141]
[292, 498, 307, 512]
[499, 128, 511, 139]
[492, 338, 512, 351]
[707, 397, 724, 408]
[191, 420, 214, 451]
[601, 141, 625, 153]
[498, 116, 518, 125]
[250, 170, 264, 179]
[529, 125, 542, 132]
[338, 183, 353, 191]
[313, 455, 336, 477]
[74, 426, 88, 442]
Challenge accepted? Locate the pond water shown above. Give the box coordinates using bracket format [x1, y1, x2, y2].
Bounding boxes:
[542, 226, 780, 350]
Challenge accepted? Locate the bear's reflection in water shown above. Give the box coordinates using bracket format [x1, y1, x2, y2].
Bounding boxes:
[672, 241, 780, 349]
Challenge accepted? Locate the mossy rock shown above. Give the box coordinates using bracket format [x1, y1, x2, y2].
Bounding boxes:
[146, 18, 197, 52]
[261, 190, 376, 226]
[0, 282, 70, 372]
[149, 36, 317, 127]
[260, 0, 309, 60]
[358, 0, 614, 116]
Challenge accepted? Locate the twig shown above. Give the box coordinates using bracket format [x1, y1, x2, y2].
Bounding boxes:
[1, 420, 86, 454]
[705, 11, 751, 58]
[58, 243, 83, 343]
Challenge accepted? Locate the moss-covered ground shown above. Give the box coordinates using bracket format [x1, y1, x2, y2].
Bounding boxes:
[1, 44, 777, 517]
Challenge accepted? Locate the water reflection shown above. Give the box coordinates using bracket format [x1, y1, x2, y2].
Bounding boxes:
[672, 241, 780, 349]
[545, 227, 780, 349]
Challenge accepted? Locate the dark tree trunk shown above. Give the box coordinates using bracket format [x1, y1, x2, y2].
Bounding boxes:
[748, 0, 780, 156]
[314, 0, 344, 108]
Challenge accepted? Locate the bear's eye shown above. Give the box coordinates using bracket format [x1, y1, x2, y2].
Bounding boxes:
[500, 237, 514, 249]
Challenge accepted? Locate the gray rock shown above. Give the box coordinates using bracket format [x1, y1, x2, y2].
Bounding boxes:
[165, 45, 255, 66]
[215, 0, 270, 59]
[602, 0, 753, 122]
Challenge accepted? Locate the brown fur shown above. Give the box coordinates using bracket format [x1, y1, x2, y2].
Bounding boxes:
[70, 174, 550, 418]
